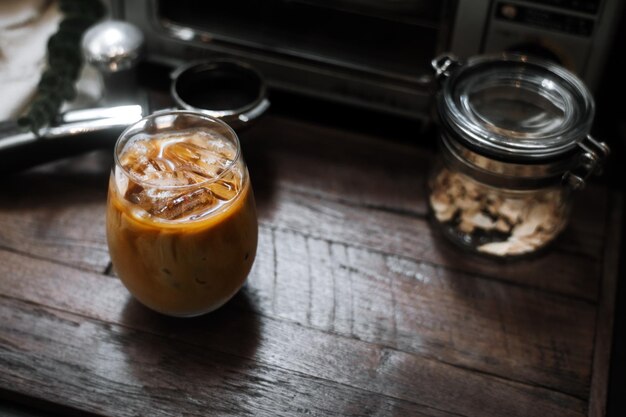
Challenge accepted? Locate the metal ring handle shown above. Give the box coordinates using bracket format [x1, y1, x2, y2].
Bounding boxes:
[171, 59, 270, 130]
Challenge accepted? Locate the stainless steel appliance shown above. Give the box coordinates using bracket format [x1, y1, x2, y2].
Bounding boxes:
[106, 0, 623, 120]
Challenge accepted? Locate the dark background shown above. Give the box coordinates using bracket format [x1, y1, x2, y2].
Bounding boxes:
[594, 3, 626, 415]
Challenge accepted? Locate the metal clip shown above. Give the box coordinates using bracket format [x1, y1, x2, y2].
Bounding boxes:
[431, 54, 461, 82]
[562, 135, 610, 190]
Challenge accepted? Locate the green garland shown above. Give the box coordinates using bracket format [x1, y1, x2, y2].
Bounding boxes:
[17, 0, 105, 134]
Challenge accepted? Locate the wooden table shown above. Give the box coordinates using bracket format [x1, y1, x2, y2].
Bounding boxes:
[0, 115, 621, 417]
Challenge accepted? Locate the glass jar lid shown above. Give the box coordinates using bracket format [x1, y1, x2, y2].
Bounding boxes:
[435, 54, 594, 162]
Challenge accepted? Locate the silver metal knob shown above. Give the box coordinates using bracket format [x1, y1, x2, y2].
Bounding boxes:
[82, 20, 144, 73]
[81, 20, 144, 104]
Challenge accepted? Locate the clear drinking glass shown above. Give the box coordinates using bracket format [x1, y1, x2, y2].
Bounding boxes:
[106, 111, 258, 317]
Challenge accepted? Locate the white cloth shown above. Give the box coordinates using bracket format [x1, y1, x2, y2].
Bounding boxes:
[0, 0, 61, 120]
[0, 0, 104, 121]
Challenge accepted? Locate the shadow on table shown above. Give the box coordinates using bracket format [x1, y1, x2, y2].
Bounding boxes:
[0, 150, 112, 208]
[427, 216, 597, 294]
[423, 219, 595, 397]
[114, 288, 263, 405]
[238, 117, 281, 222]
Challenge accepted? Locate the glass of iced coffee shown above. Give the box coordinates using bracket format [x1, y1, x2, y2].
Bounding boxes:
[106, 111, 258, 317]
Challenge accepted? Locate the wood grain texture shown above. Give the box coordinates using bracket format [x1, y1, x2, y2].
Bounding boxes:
[0, 117, 608, 295]
[588, 194, 623, 417]
[0, 152, 111, 273]
[0, 222, 596, 400]
[252, 226, 596, 398]
[0, 249, 587, 417]
[253, 183, 602, 302]
[0, 114, 620, 417]
[241, 116, 608, 258]
[0, 297, 453, 417]
[242, 117, 608, 301]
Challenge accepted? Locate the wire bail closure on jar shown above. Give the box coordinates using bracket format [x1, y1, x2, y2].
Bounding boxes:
[562, 134, 610, 190]
[432, 54, 462, 82]
[431, 53, 609, 191]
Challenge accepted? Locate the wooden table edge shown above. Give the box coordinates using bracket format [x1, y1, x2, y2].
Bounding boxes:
[588, 191, 623, 417]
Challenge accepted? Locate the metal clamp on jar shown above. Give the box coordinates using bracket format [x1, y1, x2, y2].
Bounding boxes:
[428, 53, 609, 258]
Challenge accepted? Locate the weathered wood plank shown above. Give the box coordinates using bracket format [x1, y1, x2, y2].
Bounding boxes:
[251, 227, 596, 398]
[0, 297, 456, 417]
[242, 116, 608, 257]
[0, 244, 592, 406]
[0, 116, 608, 299]
[242, 116, 607, 301]
[242, 121, 430, 219]
[588, 194, 623, 417]
[254, 185, 601, 302]
[0, 114, 616, 417]
[0, 152, 111, 273]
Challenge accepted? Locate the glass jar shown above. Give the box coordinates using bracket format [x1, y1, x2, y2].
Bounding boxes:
[106, 111, 258, 316]
[428, 54, 609, 258]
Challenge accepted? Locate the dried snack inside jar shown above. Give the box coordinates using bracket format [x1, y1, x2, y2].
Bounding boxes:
[429, 53, 609, 258]
[429, 167, 569, 256]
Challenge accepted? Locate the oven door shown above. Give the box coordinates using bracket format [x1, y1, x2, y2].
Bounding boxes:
[114, 0, 454, 120]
